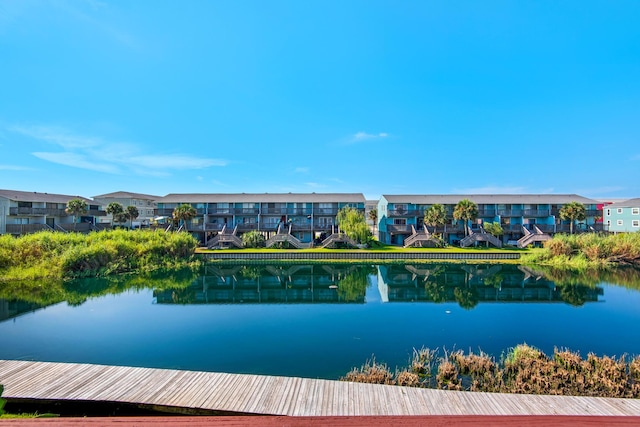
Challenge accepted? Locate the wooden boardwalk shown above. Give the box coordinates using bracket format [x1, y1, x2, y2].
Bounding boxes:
[1, 360, 640, 417]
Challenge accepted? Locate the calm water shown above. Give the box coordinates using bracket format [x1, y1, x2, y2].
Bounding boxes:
[2, 263, 640, 380]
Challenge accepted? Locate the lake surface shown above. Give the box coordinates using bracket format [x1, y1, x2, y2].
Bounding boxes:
[2, 263, 640, 380]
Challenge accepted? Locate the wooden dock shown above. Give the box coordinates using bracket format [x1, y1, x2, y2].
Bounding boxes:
[1, 360, 640, 417]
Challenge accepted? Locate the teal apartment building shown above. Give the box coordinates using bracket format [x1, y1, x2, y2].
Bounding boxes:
[603, 198, 640, 233]
[377, 194, 601, 246]
[156, 193, 366, 245]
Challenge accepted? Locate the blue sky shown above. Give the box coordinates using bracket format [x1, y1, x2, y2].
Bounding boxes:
[1, 1, 639, 200]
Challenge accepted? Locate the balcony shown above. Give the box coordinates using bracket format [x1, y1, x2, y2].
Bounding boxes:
[208, 208, 233, 215]
[523, 209, 551, 217]
[477, 210, 497, 218]
[313, 208, 339, 216]
[262, 208, 289, 215]
[236, 223, 259, 231]
[9, 207, 106, 217]
[10, 207, 67, 216]
[497, 209, 523, 217]
[388, 209, 421, 217]
[5, 223, 52, 234]
[232, 208, 260, 215]
[387, 225, 413, 234]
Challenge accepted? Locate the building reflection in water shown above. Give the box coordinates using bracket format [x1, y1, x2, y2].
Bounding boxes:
[154, 264, 372, 304]
[377, 264, 603, 308]
[153, 263, 603, 308]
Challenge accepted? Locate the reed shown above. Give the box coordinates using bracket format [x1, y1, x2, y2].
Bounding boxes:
[0, 229, 199, 280]
[343, 344, 640, 398]
[522, 232, 640, 268]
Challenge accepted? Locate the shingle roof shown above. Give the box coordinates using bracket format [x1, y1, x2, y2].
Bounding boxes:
[381, 194, 599, 204]
[158, 193, 366, 203]
[606, 198, 640, 208]
[93, 191, 160, 200]
[0, 189, 94, 204]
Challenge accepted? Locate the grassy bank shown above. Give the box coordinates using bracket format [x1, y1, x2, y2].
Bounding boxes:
[0, 229, 199, 280]
[343, 344, 640, 398]
[522, 233, 640, 269]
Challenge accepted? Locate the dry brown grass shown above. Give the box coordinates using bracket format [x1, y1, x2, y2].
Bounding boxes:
[343, 344, 640, 398]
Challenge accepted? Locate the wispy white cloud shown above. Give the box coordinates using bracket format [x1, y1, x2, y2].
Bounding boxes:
[349, 131, 389, 143]
[11, 125, 101, 149]
[126, 155, 226, 169]
[10, 125, 226, 176]
[32, 151, 120, 173]
[0, 164, 33, 171]
[294, 167, 309, 173]
[305, 182, 326, 189]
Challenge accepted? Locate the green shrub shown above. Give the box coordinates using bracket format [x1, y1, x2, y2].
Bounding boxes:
[0, 229, 198, 280]
[241, 230, 266, 248]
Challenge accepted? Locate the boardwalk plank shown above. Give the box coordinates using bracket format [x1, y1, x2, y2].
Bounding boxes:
[201, 372, 242, 411]
[199, 373, 235, 409]
[2, 360, 640, 417]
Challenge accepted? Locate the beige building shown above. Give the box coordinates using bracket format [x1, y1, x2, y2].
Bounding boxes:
[93, 191, 160, 228]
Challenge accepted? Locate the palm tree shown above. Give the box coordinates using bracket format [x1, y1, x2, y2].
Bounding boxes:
[453, 199, 478, 237]
[424, 204, 447, 235]
[559, 202, 586, 234]
[65, 198, 88, 231]
[172, 204, 197, 231]
[368, 208, 378, 235]
[125, 205, 140, 229]
[106, 202, 124, 227]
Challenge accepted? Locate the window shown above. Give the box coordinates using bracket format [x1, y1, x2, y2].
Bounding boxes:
[633, 220, 640, 228]
[617, 208, 623, 214]
[317, 217, 333, 226]
[606, 209, 611, 216]
[617, 220, 623, 226]
[632, 208, 639, 215]
[606, 220, 611, 226]
[394, 218, 406, 225]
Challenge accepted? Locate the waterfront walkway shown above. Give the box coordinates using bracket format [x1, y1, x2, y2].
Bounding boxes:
[1, 360, 640, 417]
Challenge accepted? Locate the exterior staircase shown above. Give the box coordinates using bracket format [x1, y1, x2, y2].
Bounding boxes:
[403, 225, 442, 248]
[517, 225, 551, 248]
[459, 227, 502, 248]
[207, 224, 244, 249]
[320, 226, 359, 248]
[265, 224, 309, 249]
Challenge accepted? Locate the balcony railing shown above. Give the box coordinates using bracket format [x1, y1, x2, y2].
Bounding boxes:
[9, 207, 106, 217]
[10, 207, 68, 216]
[5, 223, 52, 234]
[388, 209, 421, 217]
[477, 210, 497, 217]
[313, 208, 339, 215]
[208, 208, 233, 215]
[497, 209, 523, 217]
[387, 225, 413, 233]
[232, 208, 260, 215]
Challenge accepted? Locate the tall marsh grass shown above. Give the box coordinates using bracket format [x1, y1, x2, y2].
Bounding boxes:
[522, 233, 640, 269]
[342, 344, 640, 398]
[0, 229, 199, 280]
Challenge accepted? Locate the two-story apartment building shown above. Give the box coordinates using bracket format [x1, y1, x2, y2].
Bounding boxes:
[155, 193, 366, 245]
[603, 198, 640, 233]
[378, 194, 601, 246]
[93, 191, 159, 228]
[0, 189, 106, 235]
